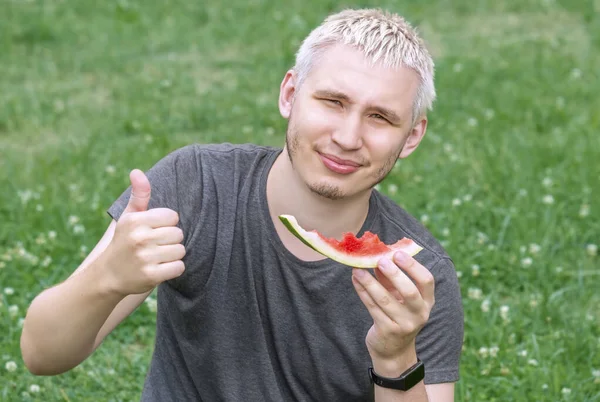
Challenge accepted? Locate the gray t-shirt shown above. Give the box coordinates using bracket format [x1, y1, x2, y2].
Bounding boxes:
[107, 143, 464, 402]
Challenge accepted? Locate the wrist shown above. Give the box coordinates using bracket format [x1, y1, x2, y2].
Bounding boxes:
[371, 344, 418, 378]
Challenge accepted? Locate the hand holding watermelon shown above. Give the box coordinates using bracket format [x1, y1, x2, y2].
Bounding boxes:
[352, 252, 435, 376]
[102, 169, 186, 296]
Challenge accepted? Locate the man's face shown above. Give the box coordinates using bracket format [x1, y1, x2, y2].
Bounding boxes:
[279, 44, 427, 201]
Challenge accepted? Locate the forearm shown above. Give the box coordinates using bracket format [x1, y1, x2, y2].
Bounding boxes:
[20, 254, 124, 375]
[372, 348, 429, 402]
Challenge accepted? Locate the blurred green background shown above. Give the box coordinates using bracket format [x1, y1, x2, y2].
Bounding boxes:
[1, 0, 599, 401]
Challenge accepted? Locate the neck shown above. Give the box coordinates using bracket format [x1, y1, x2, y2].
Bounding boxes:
[267, 148, 371, 240]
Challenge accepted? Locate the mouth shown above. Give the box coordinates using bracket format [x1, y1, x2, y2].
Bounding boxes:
[318, 152, 361, 174]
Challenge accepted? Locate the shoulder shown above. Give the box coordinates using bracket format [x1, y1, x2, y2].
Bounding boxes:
[370, 190, 452, 270]
[158, 142, 280, 177]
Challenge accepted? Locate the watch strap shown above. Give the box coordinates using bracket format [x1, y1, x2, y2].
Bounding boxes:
[368, 359, 425, 391]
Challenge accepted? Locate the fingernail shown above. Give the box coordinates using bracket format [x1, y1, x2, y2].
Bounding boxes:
[353, 269, 366, 278]
[378, 258, 394, 273]
[394, 251, 408, 265]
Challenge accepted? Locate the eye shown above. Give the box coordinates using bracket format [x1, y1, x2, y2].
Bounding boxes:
[370, 113, 388, 122]
[325, 99, 342, 106]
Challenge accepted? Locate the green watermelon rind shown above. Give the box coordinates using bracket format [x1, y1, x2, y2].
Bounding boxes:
[279, 214, 423, 268]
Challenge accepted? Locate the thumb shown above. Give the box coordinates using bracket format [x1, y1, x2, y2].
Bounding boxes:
[124, 169, 151, 213]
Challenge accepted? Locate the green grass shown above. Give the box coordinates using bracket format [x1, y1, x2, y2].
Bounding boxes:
[1, 0, 599, 400]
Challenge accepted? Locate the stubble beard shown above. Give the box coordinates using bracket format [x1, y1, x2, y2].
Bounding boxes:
[285, 119, 403, 201]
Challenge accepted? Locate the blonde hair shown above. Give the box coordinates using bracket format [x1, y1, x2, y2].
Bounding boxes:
[293, 8, 436, 126]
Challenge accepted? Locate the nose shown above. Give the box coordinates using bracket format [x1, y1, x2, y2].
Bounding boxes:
[331, 114, 363, 151]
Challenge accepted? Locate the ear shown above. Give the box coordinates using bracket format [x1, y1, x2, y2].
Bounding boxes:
[399, 117, 428, 159]
[278, 70, 297, 119]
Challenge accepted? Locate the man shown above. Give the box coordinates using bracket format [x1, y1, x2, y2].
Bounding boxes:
[21, 8, 463, 401]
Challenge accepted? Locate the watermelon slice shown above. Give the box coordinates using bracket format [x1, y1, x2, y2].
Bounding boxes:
[279, 214, 423, 268]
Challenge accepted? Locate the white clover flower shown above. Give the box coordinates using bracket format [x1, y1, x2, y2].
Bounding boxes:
[18, 318, 25, 328]
[443, 143, 453, 153]
[456, 271, 463, 278]
[4, 288, 14, 295]
[518, 349, 528, 357]
[484, 109, 495, 120]
[29, 384, 40, 393]
[471, 264, 480, 277]
[0, 261, 5, 269]
[529, 299, 539, 308]
[481, 299, 491, 313]
[489, 346, 499, 358]
[542, 384, 548, 390]
[145, 297, 158, 313]
[8, 305, 19, 317]
[463, 194, 473, 202]
[561, 388, 571, 395]
[420, 214, 430, 224]
[5, 361, 17, 372]
[586, 244, 598, 257]
[478, 347, 489, 358]
[518, 189, 528, 197]
[452, 198, 462, 207]
[521, 257, 533, 267]
[374, 184, 381, 191]
[453, 63, 463, 73]
[570, 68, 582, 79]
[529, 244, 541, 255]
[145, 134, 154, 143]
[542, 177, 553, 188]
[387, 184, 398, 194]
[528, 359, 539, 366]
[468, 288, 483, 300]
[242, 125, 253, 134]
[442, 228, 450, 237]
[73, 224, 85, 235]
[68, 215, 80, 225]
[69, 183, 78, 192]
[107, 368, 116, 376]
[477, 232, 488, 245]
[48, 230, 57, 240]
[467, 118, 478, 127]
[500, 305, 510, 320]
[579, 204, 590, 217]
[105, 165, 116, 175]
[41, 256, 52, 267]
[265, 127, 275, 136]
[592, 369, 600, 378]
[542, 194, 555, 205]
[500, 367, 510, 376]
[480, 367, 490, 375]
[35, 234, 47, 245]
[36, 204, 44, 212]
[555, 266, 564, 273]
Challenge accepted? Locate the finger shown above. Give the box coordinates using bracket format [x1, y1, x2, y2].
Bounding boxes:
[353, 268, 412, 322]
[124, 169, 151, 213]
[149, 226, 184, 246]
[138, 208, 180, 228]
[150, 260, 185, 283]
[377, 257, 423, 308]
[352, 271, 397, 328]
[392, 252, 435, 306]
[374, 268, 404, 302]
[154, 243, 186, 264]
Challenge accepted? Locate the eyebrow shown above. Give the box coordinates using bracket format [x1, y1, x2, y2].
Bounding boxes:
[313, 89, 403, 124]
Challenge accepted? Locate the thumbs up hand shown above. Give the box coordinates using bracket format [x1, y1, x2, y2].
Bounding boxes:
[104, 169, 186, 296]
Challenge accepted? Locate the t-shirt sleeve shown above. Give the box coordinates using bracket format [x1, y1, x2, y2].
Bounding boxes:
[107, 145, 201, 245]
[416, 257, 464, 384]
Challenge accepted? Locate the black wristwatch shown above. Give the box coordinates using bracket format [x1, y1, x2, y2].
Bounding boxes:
[368, 359, 425, 391]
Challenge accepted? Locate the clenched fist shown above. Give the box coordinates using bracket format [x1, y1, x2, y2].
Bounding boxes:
[103, 169, 186, 296]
